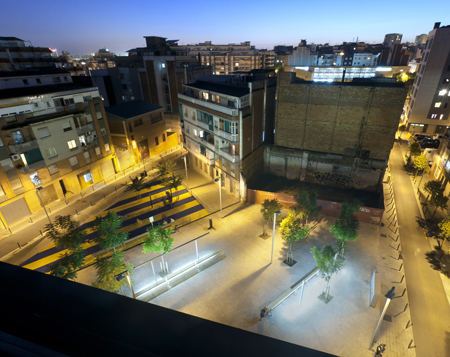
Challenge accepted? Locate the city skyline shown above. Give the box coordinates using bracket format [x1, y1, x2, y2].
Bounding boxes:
[3, 0, 446, 55]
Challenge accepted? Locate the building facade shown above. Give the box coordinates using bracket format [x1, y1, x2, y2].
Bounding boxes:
[268, 72, 407, 192]
[105, 100, 179, 170]
[383, 33, 402, 49]
[0, 69, 116, 227]
[178, 71, 276, 199]
[406, 23, 450, 134]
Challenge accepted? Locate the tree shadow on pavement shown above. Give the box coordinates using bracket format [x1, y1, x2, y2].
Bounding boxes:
[416, 217, 439, 238]
[425, 248, 450, 278]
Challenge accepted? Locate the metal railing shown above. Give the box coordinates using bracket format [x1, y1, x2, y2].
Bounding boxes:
[76, 123, 95, 135]
[18, 160, 47, 174]
[219, 147, 239, 163]
[178, 93, 239, 116]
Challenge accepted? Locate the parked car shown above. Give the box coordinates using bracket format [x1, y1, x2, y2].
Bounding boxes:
[433, 133, 447, 140]
[420, 139, 440, 149]
[413, 133, 431, 142]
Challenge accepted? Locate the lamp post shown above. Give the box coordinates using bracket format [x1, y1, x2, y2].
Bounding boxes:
[181, 155, 189, 188]
[271, 210, 282, 264]
[36, 187, 51, 224]
[369, 286, 395, 349]
[116, 271, 135, 299]
[214, 175, 222, 219]
[140, 144, 147, 174]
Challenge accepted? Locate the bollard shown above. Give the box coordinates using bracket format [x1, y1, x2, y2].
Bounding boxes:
[408, 340, 415, 349]
[48, 207, 51, 214]
[208, 219, 213, 230]
[394, 288, 406, 298]
[17, 242, 21, 249]
[103, 194, 105, 200]
[29, 217, 33, 223]
[405, 320, 412, 329]
[91, 201, 93, 206]
[40, 230, 43, 236]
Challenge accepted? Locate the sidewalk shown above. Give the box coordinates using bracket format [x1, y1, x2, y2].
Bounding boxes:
[0, 145, 185, 262]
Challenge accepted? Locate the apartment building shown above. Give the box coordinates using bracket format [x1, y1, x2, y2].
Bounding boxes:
[0, 37, 62, 71]
[175, 41, 263, 75]
[0, 68, 116, 227]
[91, 37, 210, 121]
[105, 100, 178, 170]
[268, 71, 407, 192]
[178, 71, 276, 199]
[383, 33, 402, 49]
[406, 23, 450, 134]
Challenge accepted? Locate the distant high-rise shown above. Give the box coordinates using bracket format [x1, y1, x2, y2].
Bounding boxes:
[406, 22, 450, 134]
[383, 33, 402, 49]
[415, 34, 427, 45]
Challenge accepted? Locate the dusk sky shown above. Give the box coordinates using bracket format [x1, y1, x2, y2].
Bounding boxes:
[3, 0, 446, 56]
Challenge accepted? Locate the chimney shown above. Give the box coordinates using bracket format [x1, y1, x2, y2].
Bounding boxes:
[434, 22, 441, 29]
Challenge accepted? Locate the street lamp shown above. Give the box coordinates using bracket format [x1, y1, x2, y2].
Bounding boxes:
[271, 210, 282, 264]
[116, 270, 135, 299]
[140, 144, 147, 174]
[369, 286, 395, 349]
[181, 155, 189, 188]
[36, 187, 51, 224]
[214, 175, 222, 219]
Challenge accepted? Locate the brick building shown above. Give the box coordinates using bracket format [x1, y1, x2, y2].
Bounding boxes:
[267, 72, 407, 192]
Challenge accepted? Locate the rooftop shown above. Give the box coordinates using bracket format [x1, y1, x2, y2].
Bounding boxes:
[105, 100, 163, 120]
[0, 36, 23, 42]
[184, 81, 250, 97]
[0, 67, 70, 78]
[0, 82, 98, 100]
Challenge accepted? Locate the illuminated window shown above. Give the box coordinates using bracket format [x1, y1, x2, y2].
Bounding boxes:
[435, 102, 442, 107]
[431, 114, 437, 119]
[161, 63, 166, 69]
[69, 156, 78, 166]
[67, 140, 77, 149]
[95, 147, 101, 155]
[45, 147, 57, 158]
[104, 143, 110, 151]
[440, 114, 444, 119]
[439, 90, 447, 96]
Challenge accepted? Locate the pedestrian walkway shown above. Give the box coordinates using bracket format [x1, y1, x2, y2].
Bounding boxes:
[389, 140, 450, 357]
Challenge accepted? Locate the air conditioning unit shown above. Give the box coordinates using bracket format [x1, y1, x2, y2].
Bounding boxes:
[11, 154, 20, 161]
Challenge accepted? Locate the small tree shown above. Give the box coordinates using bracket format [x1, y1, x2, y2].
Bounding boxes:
[260, 199, 283, 236]
[48, 247, 85, 281]
[407, 142, 421, 163]
[398, 124, 407, 139]
[163, 174, 183, 206]
[293, 189, 322, 225]
[93, 211, 129, 251]
[429, 192, 449, 220]
[423, 180, 442, 201]
[437, 217, 450, 250]
[142, 225, 174, 255]
[413, 153, 427, 179]
[279, 213, 310, 265]
[122, 176, 146, 201]
[330, 200, 361, 258]
[157, 158, 176, 178]
[92, 251, 134, 293]
[311, 245, 343, 302]
[45, 215, 86, 280]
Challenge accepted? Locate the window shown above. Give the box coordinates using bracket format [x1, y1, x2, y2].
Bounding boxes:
[62, 122, 72, 132]
[38, 127, 50, 138]
[193, 129, 197, 136]
[199, 131, 203, 138]
[439, 89, 447, 96]
[69, 156, 78, 166]
[45, 147, 57, 158]
[202, 92, 209, 100]
[200, 145, 206, 157]
[431, 114, 437, 119]
[52, 77, 61, 83]
[12, 131, 24, 143]
[440, 114, 444, 120]
[79, 135, 86, 145]
[161, 63, 166, 68]
[84, 151, 91, 163]
[23, 79, 29, 85]
[67, 140, 77, 149]
[36, 78, 42, 84]
[0, 137, 3, 147]
[64, 98, 74, 105]
[48, 164, 58, 175]
[83, 172, 93, 183]
[95, 147, 101, 156]
[155, 136, 159, 146]
[162, 133, 166, 142]
[100, 128, 107, 136]
[150, 112, 162, 124]
[435, 102, 442, 108]
[104, 143, 110, 151]
[134, 118, 143, 127]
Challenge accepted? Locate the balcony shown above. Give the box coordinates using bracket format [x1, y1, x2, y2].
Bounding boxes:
[18, 160, 47, 174]
[215, 128, 239, 142]
[76, 123, 95, 135]
[9, 140, 39, 154]
[199, 137, 215, 152]
[219, 147, 239, 163]
[178, 93, 239, 117]
[196, 120, 211, 131]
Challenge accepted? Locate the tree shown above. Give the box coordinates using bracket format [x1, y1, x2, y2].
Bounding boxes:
[279, 213, 310, 265]
[142, 225, 174, 255]
[157, 158, 176, 178]
[398, 124, 406, 139]
[48, 247, 85, 281]
[407, 141, 421, 163]
[292, 189, 322, 225]
[92, 251, 133, 293]
[93, 210, 129, 251]
[437, 217, 450, 250]
[45, 215, 86, 280]
[413, 153, 428, 179]
[260, 199, 283, 236]
[423, 180, 442, 201]
[311, 245, 343, 302]
[163, 174, 183, 206]
[330, 200, 361, 257]
[122, 175, 146, 201]
[429, 192, 449, 220]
